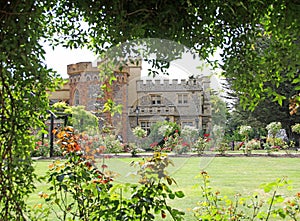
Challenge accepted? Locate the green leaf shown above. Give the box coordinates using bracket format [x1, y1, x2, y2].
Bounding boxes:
[168, 193, 175, 199]
[175, 191, 185, 198]
[166, 176, 172, 185]
[109, 76, 117, 85]
[292, 78, 300, 84]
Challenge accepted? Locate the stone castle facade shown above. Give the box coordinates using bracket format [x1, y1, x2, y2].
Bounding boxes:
[67, 60, 211, 143]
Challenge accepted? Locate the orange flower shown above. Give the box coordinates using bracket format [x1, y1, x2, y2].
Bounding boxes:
[34, 203, 43, 209]
[48, 163, 55, 169]
[38, 192, 49, 199]
[74, 144, 81, 151]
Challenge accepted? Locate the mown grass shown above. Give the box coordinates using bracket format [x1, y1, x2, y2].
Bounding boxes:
[28, 156, 300, 220]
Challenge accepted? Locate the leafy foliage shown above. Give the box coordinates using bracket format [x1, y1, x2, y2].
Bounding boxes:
[192, 133, 212, 155]
[37, 127, 184, 220]
[1, 0, 299, 218]
[0, 1, 63, 219]
[292, 123, 300, 134]
[193, 171, 300, 220]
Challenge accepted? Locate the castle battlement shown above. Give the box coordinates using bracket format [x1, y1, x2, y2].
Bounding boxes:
[137, 77, 210, 92]
[67, 62, 99, 75]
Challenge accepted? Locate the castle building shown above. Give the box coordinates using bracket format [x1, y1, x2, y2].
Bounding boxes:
[67, 60, 211, 143]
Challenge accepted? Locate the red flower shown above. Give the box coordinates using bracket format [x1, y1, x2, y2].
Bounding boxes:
[182, 142, 189, 147]
[204, 133, 210, 137]
[175, 129, 179, 133]
[150, 142, 158, 148]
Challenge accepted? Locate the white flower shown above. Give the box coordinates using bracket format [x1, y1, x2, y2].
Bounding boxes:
[239, 125, 252, 135]
[292, 123, 300, 134]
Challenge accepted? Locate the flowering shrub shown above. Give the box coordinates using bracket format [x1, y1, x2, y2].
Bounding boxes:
[40, 126, 113, 220]
[102, 134, 123, 154]
[239, 125, 252, 141]
[193, 171, 300, 220]
[126, 142, 145, 157]
[266, 122, 282, 138]
[37, 127, 184, 220]
[214, 141, 229, 155]
[172, 142, 190, 154]
[180, 125, 199, 145]
[31, 141, 49, 157]
[192, 134, 211, 155]
[240, 139, 260, 155]
[162, 131, 182, 152]
[133, 126, 147, 138]
[129, 152, 185, 220]
[158, 124, 172, 136]
[31, 140, 62, 157]
[292, 123, 300, 134]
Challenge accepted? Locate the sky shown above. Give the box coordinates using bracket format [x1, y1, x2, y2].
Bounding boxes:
[44, 44, 223, 93]
[43, 45, 194, 79]
[44, 45, 96, 79]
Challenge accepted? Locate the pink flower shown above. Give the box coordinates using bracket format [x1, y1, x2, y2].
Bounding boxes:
[182, 142, 189, 147]
[206, 138, 211, 142]
[150, 142, 158, 148]
[101, 164, 108, 169]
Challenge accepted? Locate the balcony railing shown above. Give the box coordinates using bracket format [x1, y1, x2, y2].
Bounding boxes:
[128, 106, 177, 116]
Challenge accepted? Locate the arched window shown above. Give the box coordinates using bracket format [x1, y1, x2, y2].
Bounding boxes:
[74, 89, 80, 106]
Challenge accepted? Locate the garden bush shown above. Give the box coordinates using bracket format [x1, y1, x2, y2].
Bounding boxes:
[193, 171, 300, 220]
[34, 126, 185, 220]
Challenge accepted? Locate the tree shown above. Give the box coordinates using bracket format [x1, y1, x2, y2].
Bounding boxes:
[225, 72, 300, 139]
[1, 0, 299, 218]
[53, 102, 99, 134]
[46, 1, 299, 109]
[211, 94, 228, 127]
[0, 1, 62, 219]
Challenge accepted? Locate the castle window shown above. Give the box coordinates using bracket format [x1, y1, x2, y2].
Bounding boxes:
[141, 121, 152, 135]
[178, 94, 188, 104]
[74, 89, 80, 106]
[151, 95, 161, 105]
[182, 121, 193, 127]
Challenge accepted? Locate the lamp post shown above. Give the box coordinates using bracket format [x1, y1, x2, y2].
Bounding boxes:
[135, 106, 139, 126]
[47, 110, 71, 157]
[47, 110, 57, 158]
[195, 117, 199, 129]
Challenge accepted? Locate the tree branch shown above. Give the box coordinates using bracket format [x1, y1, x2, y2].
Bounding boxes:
[127, 8, 153, 16]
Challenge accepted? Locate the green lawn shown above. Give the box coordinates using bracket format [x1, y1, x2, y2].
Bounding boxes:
[29, 156, 300, 220]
